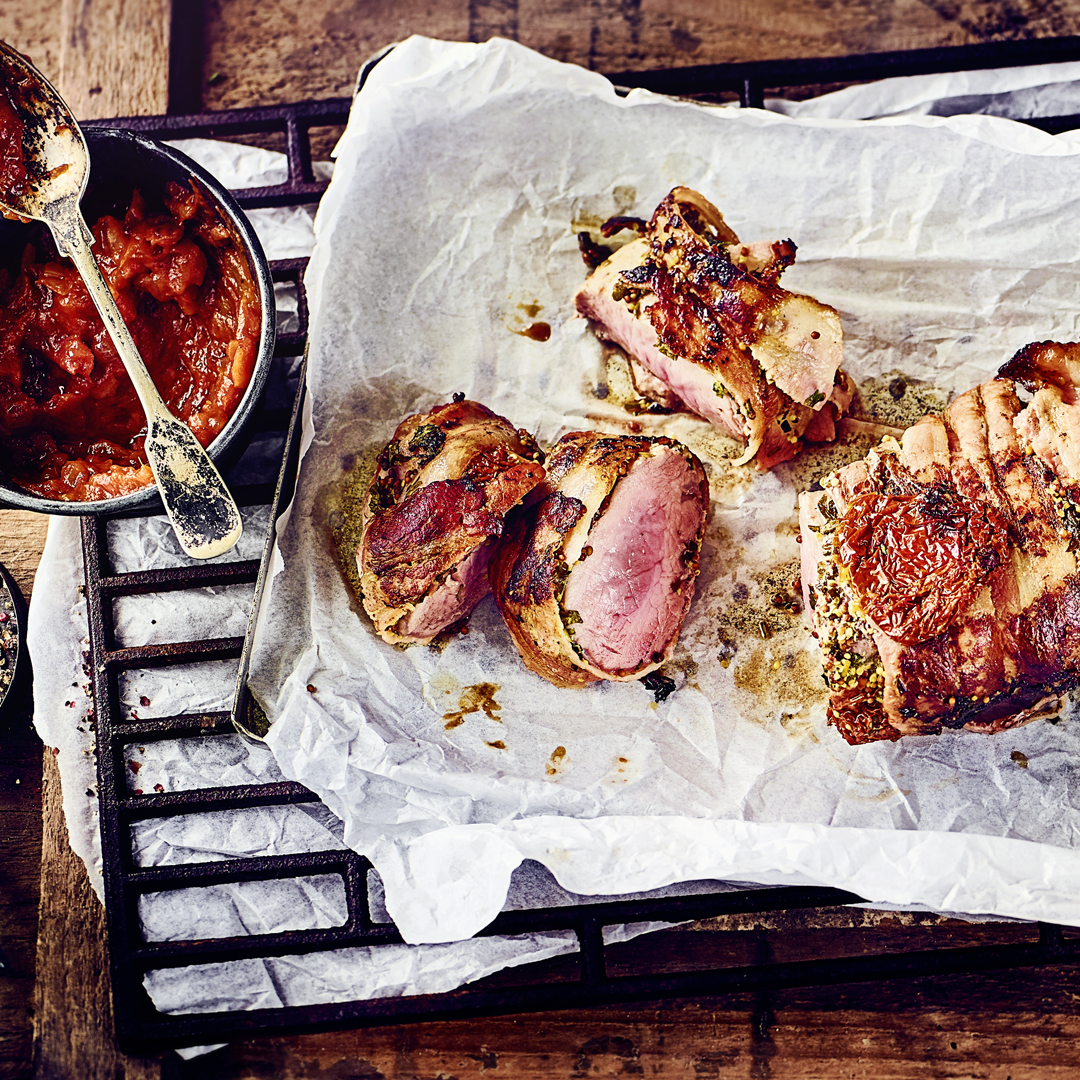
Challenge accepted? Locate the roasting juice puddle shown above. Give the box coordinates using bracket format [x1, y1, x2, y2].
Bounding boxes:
[424, 674, 512, 750]
[441, 682, 503, 730]
[506, 299, 551, 342]
[546, 745, 568, 776]
[695, 552, 825, 738]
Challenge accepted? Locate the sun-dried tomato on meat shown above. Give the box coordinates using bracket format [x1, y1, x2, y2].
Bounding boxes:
[835, 482, 1009, 645]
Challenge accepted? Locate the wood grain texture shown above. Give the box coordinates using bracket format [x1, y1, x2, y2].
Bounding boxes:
[0, 689, 42, 1080]
[163, 914, 1080, 1078]
[8, 0, 1080, 120]
[0, 513, 48, 1080]
[0, 513, 49, 605]
[33, 752, 162, 1080]
[0, 22, 55, 1047]
[199, 0, 1080, 112]
[0, 6, 62, 86]
[200, 0, 468, 108]
[178, 990, 1080, 1079]
[57, 0, 171, 120]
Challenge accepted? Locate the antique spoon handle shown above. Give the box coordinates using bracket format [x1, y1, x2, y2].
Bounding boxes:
[57, 215, 243, 559]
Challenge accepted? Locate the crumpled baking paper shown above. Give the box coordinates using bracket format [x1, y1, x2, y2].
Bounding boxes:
[247, 35, 1080, 947]
[24, 133, 677, 1052]
[768, 57, 1080, 121]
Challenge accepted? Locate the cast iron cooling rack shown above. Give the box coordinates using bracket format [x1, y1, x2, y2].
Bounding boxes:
[80, 37, 1080, 1052]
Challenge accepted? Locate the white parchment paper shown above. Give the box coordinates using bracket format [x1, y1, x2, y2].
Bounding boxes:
[768, 57, 1080, 121]
[28, 135, 670, 1047]
[32, 43, 1080, 1047]
[247, 36, 1080, 945]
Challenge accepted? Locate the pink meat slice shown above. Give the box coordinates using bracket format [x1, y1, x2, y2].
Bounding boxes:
[575, 240, 746, 442]
[395, 538, 495, 640]
[561, 448, 704, 674]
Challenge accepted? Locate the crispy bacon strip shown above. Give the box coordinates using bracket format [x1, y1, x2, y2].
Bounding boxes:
[358, 399, 544, 644]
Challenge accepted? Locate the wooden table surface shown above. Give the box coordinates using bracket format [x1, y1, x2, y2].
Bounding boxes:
[5, 2, 1080, 1078]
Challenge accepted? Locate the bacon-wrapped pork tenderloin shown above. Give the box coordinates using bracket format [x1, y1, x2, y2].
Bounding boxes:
[491, 432, 709, 688]
[800, 341, 1080, 744]
[359, 399, 545, 644]
[575, 187, 852, 469]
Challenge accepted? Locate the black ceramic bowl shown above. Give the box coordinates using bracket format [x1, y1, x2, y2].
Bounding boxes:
[0, 126, 275, 515]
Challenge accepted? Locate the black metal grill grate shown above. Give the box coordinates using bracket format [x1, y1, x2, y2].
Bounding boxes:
[78, 40, 1080, 1053]
[607, 33, 1080, 109]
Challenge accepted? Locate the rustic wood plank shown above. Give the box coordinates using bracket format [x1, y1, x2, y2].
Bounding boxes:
[199, 0, 1080, 114]
[0, 6, 61, 86]
[0, 517, 47, 1080]
[158, 915, 1080, 1077]
[15, 0, 1080, 121]
[33, 751, 162, 1080]
[199, 0, 469, 109]
[0, 513, 49, 606]
[0, 688, 42, 1080]
[177, 991, 1080, 1079]
[57, 0, 171, 120]
[0, 517, 48, 1080]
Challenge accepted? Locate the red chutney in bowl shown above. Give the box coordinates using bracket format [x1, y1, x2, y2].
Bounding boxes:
[0, 74, 31, 200]
[0, 181, 261, 501]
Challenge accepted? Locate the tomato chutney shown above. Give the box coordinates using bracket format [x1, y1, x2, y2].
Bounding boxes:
[0, 181, 261, 500]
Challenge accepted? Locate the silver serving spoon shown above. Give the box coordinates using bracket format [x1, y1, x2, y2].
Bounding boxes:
[0, 43, 242, 559]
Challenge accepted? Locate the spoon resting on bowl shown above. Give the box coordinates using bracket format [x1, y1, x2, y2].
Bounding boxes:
[0, 42, 242, 560]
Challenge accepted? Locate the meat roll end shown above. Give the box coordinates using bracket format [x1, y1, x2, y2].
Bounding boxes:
[492, 432, 709, 688]
[359, 399, 545, 645]
[576, 186, 851, 470]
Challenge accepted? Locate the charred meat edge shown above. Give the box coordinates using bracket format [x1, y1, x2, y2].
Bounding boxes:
[358, 398, 545, 645]
[575, 186, 851, 469]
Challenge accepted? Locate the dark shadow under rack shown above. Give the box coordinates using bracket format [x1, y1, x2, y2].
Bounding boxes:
[76, 37, 1080, 1052]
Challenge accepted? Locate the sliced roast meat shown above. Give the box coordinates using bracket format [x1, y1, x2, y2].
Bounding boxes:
[801, 342, 1080, 744]
[576, 239, 754, 443]
[392, 538, 496, 642]
[491, 431, 709, 688]
[358, 398, 545, 644]
[575, 186, 851, 469]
